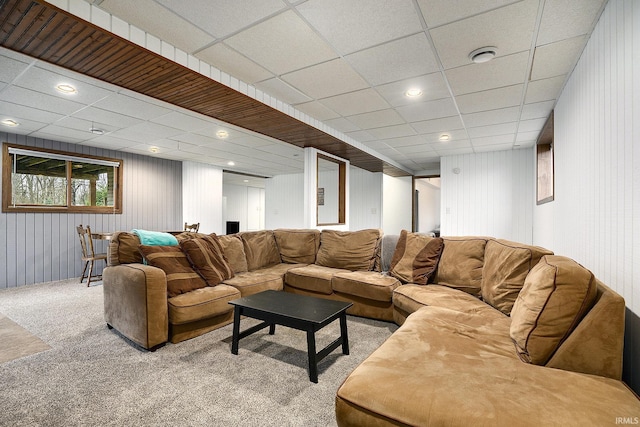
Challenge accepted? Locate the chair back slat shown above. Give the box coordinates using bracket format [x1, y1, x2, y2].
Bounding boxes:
[184, 222, 200, 233]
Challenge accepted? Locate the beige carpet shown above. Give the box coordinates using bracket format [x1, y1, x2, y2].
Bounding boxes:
[0, 313, 51, 363]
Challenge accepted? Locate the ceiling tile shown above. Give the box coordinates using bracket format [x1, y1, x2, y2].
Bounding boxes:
[520, 101, 554, 120]
[296, 0, 423, 55]
[83, 135, 136, 151]
[99, 0, 215, 53]
[375, 73, 450, 107]
[93, 93, 172, 120]
[471, 133, 515, 146]
[474, 143, 515, 152]
[346, 130, 377, 143]
[320, 89, 390, 117]
[432, 139, 472, 151]
[0, 52, 31, 83]
[395, 144, 437, 155]
[456, 84, 523, 114]
[225, 10, 337, 75]
[516, 130, 540, 142]
[0, 86, 85, 116]
[281, 58, 369, 99]
[53, 116, 119, 135]
[420, 129, 470, 144]
[347, 109, 405, 130]
[517, 118, 547, 133]
[467, 122, 518, 138]
[157, 0, 286, 39]
[0, 116, 46, 133]
[32, 125, 90, 142]
[417, 0, 521, 27]
[0, 100, 64, 124]
[72, 106, 144, 128]
[346, 33, 440, 86]
[537, 0, 606, 45]
[196, 43, 273, 84]
[368, 124, 417, 139]
[462, 106, 520, 128]
[149, 111, 213, 132]
[380, 135, 425, 148]
[112, 121, 184, 141]
[396, 97, 458, 123]
[446, 51, 529, 95]
[410, 116, 464, 134]
[531, 36, 586, 80]
[525, 76, 565, 104]
[254, 78, 312, 105]
[293, 101, 340, 121]
[323, 117, 361, 133]
[429, 0, 539, 69]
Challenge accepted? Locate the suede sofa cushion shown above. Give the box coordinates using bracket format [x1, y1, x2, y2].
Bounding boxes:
[109, 231, 143, 265]
[217, 235, 248, 274]
[240, 230, 281, 271]
[167, 284, 240, 325]
[482, 239, 553, 315]
[389, 230, 444, 284]
[433, 237, 487, 297]
[510, 255, 598, 365]
[316, 229, 381, 271]
[179, 235, 234, 286]
[138, 245, 207, 298]
[273, 229, 320, 264]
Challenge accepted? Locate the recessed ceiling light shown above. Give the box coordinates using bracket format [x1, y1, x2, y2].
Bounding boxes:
[55, 83, 77, 94]
[405, 88, 422, 98]
[216, 130, 229, 139]
[243, 179, 249, 183]
[439, 134, 451, 142]
[1, 119, 19, 127]
[149, 146, 159, 153]
[227, 161, 235, 166]
[89, 127, 105, 135]
[469, 47, 497, 64]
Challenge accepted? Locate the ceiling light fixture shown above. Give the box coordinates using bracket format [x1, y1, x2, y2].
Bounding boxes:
[216, 130, 229, 139]
[1, 119, 19, 127]
[405, 88, 423, 98]
[439, 134, 451, 142]
[55, 83, 77, 94]
[89, 127, 104, 135]
[149, 146, 159, 153]
[469, 46, 497, 64]
[227, 161, 235, 166]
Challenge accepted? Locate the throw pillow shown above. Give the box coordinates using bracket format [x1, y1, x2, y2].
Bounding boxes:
[273, 229, 321, 264]
[315, 229, 382, 271]
[138, 245, 207, 298]
[482, 239, 553, 315]
[112, 231, 143, 265]
[180, 235, 234, 286]
[389, 230, 443, 284]
[510, 255, 597, 365]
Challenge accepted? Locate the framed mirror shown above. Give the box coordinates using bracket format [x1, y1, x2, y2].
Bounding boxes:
[317, 154, 346, 226]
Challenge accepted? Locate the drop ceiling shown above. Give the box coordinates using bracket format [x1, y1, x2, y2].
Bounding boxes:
[0, 0, 608, 176]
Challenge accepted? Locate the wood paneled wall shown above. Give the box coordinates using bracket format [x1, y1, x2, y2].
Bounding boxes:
[533, 0, 640, 392]
[440, 149, 534, 243]
[0, 131, 182, 288]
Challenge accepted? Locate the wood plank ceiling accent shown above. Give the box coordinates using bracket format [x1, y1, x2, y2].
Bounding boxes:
[0, 0, 411, 177]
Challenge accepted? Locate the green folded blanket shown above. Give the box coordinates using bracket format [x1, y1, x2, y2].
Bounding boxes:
[132, 229, 178, 246]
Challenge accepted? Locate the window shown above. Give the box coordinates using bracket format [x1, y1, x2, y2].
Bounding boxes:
[2, 143, 123, 213]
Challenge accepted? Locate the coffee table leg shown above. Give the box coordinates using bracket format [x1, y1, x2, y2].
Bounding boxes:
[340, 312, 349, 355]
[231, 307, 241, 355]
[269, 323, 276, 335]
[306, 329, 318, 383]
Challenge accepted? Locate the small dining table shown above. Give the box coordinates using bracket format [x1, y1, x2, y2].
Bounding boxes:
[90, 231, 114, 241]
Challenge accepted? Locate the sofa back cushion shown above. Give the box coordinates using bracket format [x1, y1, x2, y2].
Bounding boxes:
[138, 245, 207, 298]
[179, 234, 234, 286]
[108, 231, 143, 266]
[273, 229, 320, 264]
[217, 235, 248, 274]
[240, 230, 281, 271]
[510, 255, 598, 365]
[316, 229, 382, 271]
[433, 237, 487, 297]
[482, 239, 553, 315]
[389, 230, 444, 284]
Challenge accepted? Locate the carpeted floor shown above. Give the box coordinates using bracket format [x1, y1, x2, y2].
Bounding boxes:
[0, 279, 397, 426]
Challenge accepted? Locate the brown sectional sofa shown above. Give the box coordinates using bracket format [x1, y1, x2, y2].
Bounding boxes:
[102, 228, 640, 424]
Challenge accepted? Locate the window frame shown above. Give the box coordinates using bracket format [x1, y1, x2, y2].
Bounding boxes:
[2, 142, 123, 213]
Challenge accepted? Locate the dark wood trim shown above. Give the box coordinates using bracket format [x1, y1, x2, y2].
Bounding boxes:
[0, 0, 411, 177]
[536, 111, 554, 205]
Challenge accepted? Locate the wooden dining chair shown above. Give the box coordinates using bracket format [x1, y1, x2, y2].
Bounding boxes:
[184, 222, 200, 233]
[76, 224, 108, 287]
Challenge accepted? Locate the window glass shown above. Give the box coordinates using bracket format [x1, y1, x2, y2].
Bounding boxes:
[70, 162, 115, 207]
[11, 154, 67, 206]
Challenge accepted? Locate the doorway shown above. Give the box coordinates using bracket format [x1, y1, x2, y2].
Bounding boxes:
[412, 176, 441, 236]
[222, 172, 266, 233]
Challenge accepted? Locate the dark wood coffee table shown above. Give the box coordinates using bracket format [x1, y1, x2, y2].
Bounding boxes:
[229, 290, 353, 383]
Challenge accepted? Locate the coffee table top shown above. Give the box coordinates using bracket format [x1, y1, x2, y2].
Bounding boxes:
[229, 290, 352, 325]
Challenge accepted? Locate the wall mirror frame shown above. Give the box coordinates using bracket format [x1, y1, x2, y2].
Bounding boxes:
[316, 153, 346, 226]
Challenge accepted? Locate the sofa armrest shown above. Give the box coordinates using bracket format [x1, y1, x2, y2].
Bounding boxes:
[103, 264, 168, 350]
